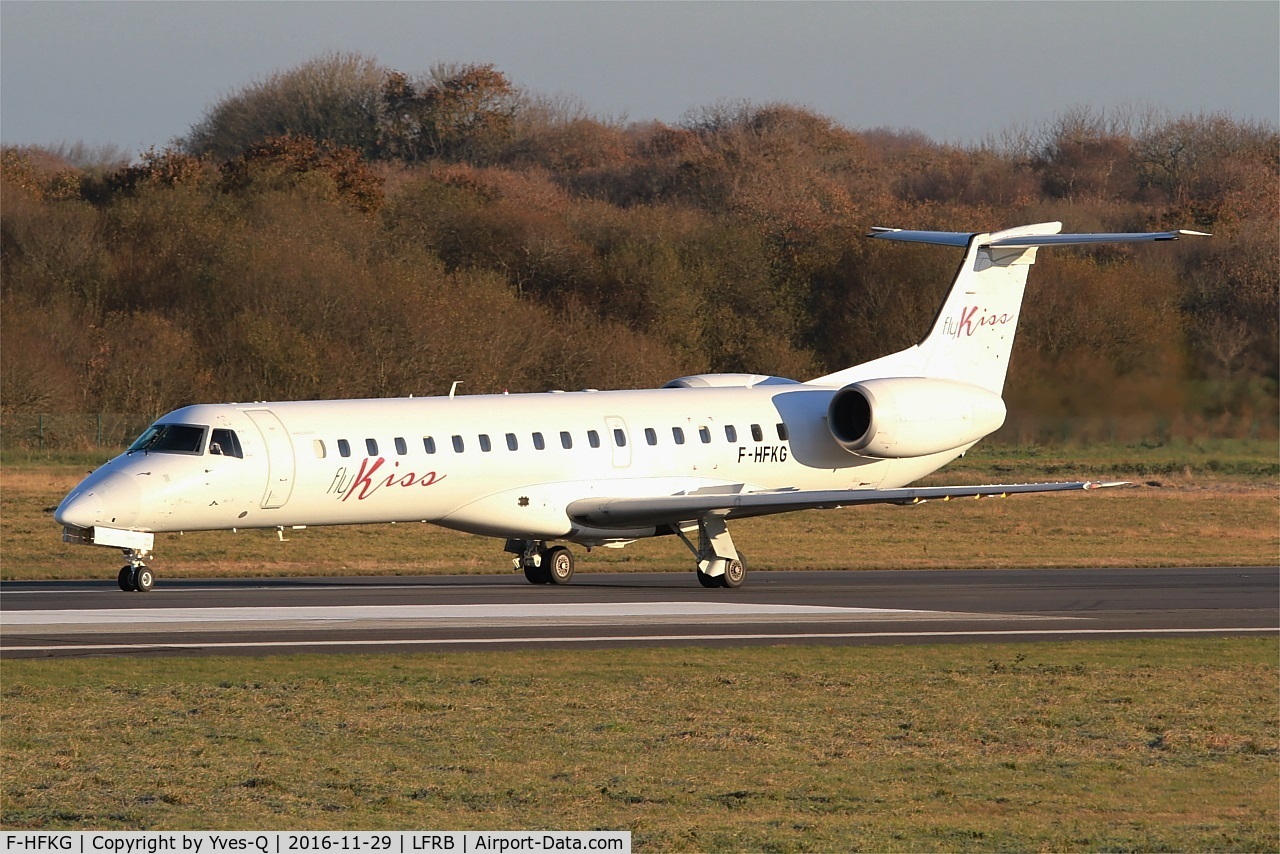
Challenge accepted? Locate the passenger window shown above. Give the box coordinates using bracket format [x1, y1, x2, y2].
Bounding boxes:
[312, 439, 326, 459]
[725, 425, 738, 443]
[338, 439, 351, 458]
[699, 427, 711, 444]
[751, 424, 763, 442]
[479, 434, 492, 452]
[532, 432, 546, 451]
[613, 428, 627, 447]
[560, 431, 573, 450]
[452, 435, 465, 453]
[672, 427, 685, 445]
[777, 423, 789, 441]
[365, 438, 379, 456]
[645, 427, 657, 446]
[506, 433, 518, 451]
[588, 430, 601, 449]
[394, 437, 408, 455]
[423, 437, 436, 454]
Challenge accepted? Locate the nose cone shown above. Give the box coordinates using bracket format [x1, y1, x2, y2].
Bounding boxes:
[55, 471, 142, 529]
[55, 489, 104, 529]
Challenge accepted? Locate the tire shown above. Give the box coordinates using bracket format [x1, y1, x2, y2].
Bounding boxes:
[118, 566, 137, 592]
[545, 547, 574, 585]
[524, 564, 550, 584]
[133, 566, 154, 593]
[696, 569, 723, 588]
[721, 557, 746, 589]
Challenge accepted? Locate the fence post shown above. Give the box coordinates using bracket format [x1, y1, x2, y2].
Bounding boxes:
[37, 414, 44, 450]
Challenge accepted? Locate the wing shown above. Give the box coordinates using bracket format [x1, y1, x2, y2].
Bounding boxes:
[566, 481, 1127, 529]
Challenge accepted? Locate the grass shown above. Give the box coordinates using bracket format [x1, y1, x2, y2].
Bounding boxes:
[2, 640, 1277, 850]
[928, 437, 1280, 482]
[3, 440, 1276, 580]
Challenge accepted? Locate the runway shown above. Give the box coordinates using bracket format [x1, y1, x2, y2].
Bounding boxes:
[2, 566, 1275, 658]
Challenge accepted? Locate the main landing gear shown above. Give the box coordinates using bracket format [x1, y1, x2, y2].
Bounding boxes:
[117, 549, 154, 592]
[677, 516, 747, 589]
[507, 516, 749, 589]
[501, 517, 747, 591]
[696, 556, 746, 589]
[507, 540, 575, 585]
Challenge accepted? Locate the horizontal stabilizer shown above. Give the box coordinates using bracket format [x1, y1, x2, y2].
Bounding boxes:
[985, 230, 1210, 248]
[869, 222, 1210, 248]
[867, 227, 971, 246]
[568, 481, 1128, 529]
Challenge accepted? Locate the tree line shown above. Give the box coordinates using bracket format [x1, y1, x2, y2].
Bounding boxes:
[2, 53, 1276, 442]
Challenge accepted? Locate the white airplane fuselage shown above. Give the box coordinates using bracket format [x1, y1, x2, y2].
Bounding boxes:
[59, 384, 963, 544]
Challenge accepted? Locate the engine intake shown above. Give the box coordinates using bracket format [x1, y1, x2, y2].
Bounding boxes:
[828, 378, 1006, 459]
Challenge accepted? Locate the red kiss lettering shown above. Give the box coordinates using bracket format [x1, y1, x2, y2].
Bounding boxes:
[342, 457, 446, 501]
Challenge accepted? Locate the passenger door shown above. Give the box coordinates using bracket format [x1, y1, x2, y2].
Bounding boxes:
[245, 409, 295, 509]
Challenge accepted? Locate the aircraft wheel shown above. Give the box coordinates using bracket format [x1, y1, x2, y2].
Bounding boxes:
[696, 569, 723, 588]
[545, 547, 574, 585]
[118, 565, 137, 592]
[721, 557, 746, 589]
[524, 563, 550, 584]
[133, 565, 155, 593]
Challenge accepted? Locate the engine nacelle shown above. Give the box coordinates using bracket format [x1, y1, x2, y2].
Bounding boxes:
[827, 377, 1006, 459]
[663, 374, 799, 389]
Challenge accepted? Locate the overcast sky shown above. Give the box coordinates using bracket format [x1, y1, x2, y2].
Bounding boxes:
[2, 1, 1276, 155]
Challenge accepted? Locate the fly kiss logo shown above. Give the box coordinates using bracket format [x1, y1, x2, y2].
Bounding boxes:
[327, 457, 447, 501]
[942, 306, 1016, 339]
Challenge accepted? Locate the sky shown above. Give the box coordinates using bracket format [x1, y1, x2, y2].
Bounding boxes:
[2, 1, 1277, 156]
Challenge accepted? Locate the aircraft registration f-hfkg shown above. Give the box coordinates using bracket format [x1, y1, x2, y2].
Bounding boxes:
[56, 222, 1207, 592]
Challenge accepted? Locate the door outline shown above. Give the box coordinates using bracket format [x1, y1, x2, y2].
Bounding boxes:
[603, 415, 630, 468]
[245, 409, 296, 509]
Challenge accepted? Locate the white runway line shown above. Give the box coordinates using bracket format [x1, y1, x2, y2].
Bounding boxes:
[3, 626, 1276, 654]
[4, 601, 917, 626]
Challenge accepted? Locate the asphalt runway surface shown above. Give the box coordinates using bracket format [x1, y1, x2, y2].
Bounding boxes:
[2, 566, 1276, 658]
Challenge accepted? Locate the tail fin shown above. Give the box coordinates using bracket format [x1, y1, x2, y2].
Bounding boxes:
[811, 222, 1207, 393]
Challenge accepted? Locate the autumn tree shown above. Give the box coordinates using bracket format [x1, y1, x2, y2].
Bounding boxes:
[182, 52, 386, 160]
[379, 64, 520, 164]
[219, 134, 384, 213]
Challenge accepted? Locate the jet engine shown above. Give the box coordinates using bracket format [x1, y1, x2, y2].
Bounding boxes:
[827, 377, 1006, 459]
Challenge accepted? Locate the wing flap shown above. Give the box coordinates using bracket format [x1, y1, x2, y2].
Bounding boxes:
[567, 481, 1128, 528]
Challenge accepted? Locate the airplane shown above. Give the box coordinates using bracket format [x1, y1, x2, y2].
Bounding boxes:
[55, 221, 1207, 592]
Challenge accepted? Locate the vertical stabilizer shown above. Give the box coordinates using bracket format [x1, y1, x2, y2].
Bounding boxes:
[911, 222, 1060, 393]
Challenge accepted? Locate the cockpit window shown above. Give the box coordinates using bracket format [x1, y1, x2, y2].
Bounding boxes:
[127, 423, 207, 455]
[209, 429, 244, 459]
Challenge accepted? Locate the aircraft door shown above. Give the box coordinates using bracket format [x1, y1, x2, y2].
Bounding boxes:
[245, 409, 295, 509]
[603, 416, 630, 468]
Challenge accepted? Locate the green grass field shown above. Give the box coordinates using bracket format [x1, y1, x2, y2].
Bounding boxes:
[3, 641, 1277, 850]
